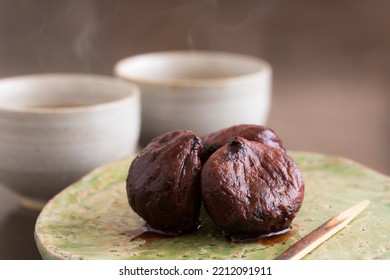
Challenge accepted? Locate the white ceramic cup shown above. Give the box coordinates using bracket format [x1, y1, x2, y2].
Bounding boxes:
[0, 74, 140, 210]
[114, 51, 272, 146]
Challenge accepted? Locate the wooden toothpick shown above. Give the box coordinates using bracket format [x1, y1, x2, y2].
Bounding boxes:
[275, 200, 370, 260]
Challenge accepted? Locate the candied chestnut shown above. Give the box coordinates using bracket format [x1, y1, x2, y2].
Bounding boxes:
[201, 137, 304, 240]
[126, 130, 203, 235]
[202, 124, 285, 161]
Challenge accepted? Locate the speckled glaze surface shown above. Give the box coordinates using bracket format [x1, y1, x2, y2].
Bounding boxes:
[35, 152, 390, 260]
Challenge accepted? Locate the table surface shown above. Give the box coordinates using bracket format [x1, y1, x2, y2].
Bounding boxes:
[1, 0, 389, 259]
[0, 187, 41, 259]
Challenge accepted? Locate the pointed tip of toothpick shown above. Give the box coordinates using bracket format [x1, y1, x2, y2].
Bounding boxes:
[337, 200, 370, 221]
[359, 199, 370, 207]
[275, 199, 371, 260]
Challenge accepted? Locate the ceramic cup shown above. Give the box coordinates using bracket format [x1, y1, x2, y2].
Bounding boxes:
[114, 51, 272, 146]
[0, 74, 140, 210]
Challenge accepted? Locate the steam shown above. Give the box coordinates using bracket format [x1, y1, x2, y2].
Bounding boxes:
[221, 0, 281, 32]
[29, 0, 114, 72]
[26, 0, 280, 72]
[169, 0, 281, 51]
[71, 3, 101, 72]
[183, 0, 219, 50]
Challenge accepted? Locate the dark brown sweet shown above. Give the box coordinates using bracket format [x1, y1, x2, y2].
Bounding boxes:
[201, 137, 304, 240]
[202, 124, 285, 162]
[126, 130, 203, 235]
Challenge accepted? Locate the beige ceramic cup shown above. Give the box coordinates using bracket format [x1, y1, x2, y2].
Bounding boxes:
[115, 51, 272, 146]
[0, 74, 140, 210]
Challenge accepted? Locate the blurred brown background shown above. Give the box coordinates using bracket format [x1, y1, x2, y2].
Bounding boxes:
[0, 0, 389, 259]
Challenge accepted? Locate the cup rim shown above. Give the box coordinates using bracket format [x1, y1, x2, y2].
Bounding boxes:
[114, 50, 272, 88]
[0, 73, 140, 114]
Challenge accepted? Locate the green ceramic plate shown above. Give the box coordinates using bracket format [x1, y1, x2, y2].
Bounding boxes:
[35, 152, 390, 260]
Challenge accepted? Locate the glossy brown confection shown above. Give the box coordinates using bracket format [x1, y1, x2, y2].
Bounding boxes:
[202, 124, 285, 161]
[126, 130, 203, 235]
[201, 137, 304, 240]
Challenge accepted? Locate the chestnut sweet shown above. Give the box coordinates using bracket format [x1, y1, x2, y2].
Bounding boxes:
[202, 124, 285, 161]
[201, 137, 304, 240]
[126, 130, 203, 235]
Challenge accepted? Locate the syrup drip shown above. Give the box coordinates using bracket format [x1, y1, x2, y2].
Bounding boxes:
[121, 225, 295, 247]
[120, 225, 176, 246]
[226, 228, 294, 245]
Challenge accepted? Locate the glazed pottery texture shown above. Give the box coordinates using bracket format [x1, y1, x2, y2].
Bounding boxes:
[115, 51, 271, 145]
[0, 74, 140, 207]
[35, 152, 390, 259]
